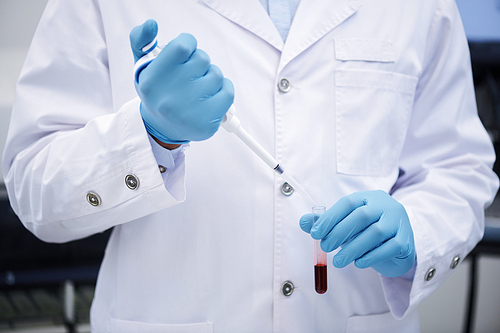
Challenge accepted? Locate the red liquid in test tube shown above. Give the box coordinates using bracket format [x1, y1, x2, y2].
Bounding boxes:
[314, 264, 327, 294]
[313, 206, 327, 294]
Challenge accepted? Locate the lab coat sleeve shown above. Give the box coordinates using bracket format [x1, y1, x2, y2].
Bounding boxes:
[378, 0, 499, 319]
[2, 0, 186, 243]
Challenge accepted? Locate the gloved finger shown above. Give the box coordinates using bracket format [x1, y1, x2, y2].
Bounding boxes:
[207, 77, 235, 117]
[299, 213, 315, 233]
[183, 49, 212, 79]
[353, 237, 409, 269]
[330, 216, 397, 267]
[310, 192, 366, 240]
[320, 203, 382, 252]
[154, 33, 197, 67]
[196, 65, 225, 98]
[130, 19, 158, 62]
[188, 78, 234, 142]
[206, 78, 235, 125]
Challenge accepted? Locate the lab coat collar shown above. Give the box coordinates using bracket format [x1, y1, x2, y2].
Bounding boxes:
[201, 0, 362, 71]
[200, 0, 285, 50]
[281, 0, 362, 71]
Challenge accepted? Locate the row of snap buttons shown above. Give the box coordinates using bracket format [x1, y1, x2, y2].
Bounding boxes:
[277, 77, 293, 196]
[425, 255, 461, 282]
[279, 77, 292, 295]
[86, 174, 139, 207]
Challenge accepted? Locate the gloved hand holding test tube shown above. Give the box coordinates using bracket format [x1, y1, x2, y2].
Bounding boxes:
[134, 29, 326, 294]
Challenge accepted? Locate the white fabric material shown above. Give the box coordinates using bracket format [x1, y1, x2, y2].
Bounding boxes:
[3, 0, 498, 332]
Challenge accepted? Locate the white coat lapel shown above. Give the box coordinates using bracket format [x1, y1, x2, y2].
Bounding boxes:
[200, 0, 285, 51]
[279, 0, 362, 71]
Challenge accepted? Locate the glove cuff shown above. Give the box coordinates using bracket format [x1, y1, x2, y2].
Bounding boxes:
[140, 105, 190, 145]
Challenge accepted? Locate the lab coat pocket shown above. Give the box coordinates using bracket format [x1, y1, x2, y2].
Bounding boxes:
[110, 318, 213, 333]
[335, 69, 418, 176]
[346, 311, 419, 333]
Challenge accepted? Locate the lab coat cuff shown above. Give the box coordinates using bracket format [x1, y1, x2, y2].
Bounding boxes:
[121, 97, 187, 206]
[127, 97, 187, 202]
[379, 204, 474, 320]
[13, 97, 188, 242]
[148, 134, 189, 200]
[378, 261, 416, 319]
[148, 134, 189, 170]
[380, 205, 427, 319]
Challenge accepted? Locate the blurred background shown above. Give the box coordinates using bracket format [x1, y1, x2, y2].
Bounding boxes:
[0, 0, 500, 332]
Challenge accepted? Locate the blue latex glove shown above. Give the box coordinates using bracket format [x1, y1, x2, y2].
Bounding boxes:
[130, 19, 235, 144]
[300, 190, 416, 278]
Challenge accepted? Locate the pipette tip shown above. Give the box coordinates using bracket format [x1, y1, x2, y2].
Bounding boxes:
[274, 165, 284, 174]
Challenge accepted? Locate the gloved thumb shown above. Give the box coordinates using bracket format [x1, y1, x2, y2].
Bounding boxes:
[130, 19, 158, 63]
[299, 213, 315, 233]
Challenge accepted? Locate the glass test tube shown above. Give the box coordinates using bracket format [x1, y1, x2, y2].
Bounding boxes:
[313, 206, 327, 294]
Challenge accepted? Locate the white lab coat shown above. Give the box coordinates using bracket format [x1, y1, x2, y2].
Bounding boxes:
[3, 0, 498, 332]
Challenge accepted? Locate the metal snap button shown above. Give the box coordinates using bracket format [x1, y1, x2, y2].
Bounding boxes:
[125, 174, 139, 190]
[278, 78, 291, 93]
[450, 256, 460, 269]
[86, 192, 101, 207]
[282, 281, 294, 296]
[425, 268, 436, 281]
[281, 182, 294, 196]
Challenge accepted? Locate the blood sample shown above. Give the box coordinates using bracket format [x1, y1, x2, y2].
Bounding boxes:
[313, 206, 327, 294]
[314, 264, 328, 294]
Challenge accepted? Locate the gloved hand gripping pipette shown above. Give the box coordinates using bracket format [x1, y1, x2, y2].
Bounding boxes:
[134, 36, 282, 174]
[133, 30, 317, 206]
[132, 19, 234, 144]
